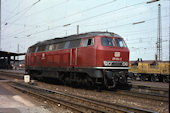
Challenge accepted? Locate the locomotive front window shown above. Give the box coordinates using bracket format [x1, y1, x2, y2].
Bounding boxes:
[101, 37, 114, 46]
[115, 38, 127, 47]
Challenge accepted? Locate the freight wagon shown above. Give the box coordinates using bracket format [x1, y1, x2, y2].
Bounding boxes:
[128, 60, 170, 82]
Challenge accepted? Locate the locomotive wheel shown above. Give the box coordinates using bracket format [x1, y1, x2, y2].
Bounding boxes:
[104, 75, 116, 89]
[140, 75, 146, 81]
[111, 78, 116, 89]
[132, 75, 136, 81]
[151, 76, 157, 82]
[163, 76, 169, 83]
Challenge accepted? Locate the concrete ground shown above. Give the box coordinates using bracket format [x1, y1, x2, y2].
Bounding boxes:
[0, 80, 52, 113]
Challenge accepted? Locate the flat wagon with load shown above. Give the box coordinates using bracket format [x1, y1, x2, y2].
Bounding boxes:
[128, 60, 170, 83]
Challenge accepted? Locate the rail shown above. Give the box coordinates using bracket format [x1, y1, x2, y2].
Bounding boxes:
[0, 70, 168, 102]
[10, 81, 157, 113]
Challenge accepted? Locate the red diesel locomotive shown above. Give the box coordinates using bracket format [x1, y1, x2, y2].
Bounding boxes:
[25, 32, 129, 89]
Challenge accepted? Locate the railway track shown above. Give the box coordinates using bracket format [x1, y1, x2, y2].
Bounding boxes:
[0, 71, 168, 102]
[111, 84, 169, 103]
[0, 71, 23, 79]
[10, 81, 157, 113]
[110, 89, 168, 103]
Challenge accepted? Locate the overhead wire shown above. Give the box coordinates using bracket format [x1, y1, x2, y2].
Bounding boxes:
[3, 0, 117, 36]
[1, 0, 169, 59]
[95, 15, 169, 31]
[127, 39, 168, 44]
[1, 0, 41, 28]
[39, 0, 117, 26]
[3, 0, 117, 38]
[23, 0, 67, 19]
[7, 1, 168, 30]
[15, 1, 148, 38]
[126, 35, 168, 42]
[6, 15, 168, 39]
[2, 0, 23, 26]
[2, 2, 32, 25]
[67, 1, 146, 25]
[5, 2, 169, 40]
[82, 6, 168, 26]
[2, 0, 169, 53]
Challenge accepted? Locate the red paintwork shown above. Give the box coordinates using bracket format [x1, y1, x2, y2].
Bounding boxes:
[96, 36, 129, 67]
[25, 36, 129, 68]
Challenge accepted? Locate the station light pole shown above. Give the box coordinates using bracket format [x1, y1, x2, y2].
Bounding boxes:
[157, 4, 162, 61]
[17, 44, 19, 66]
[77, 25, 79, 34]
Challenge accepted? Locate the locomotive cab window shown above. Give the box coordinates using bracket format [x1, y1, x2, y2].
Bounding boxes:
[115, 38, 127, 47]
[81, 38, 94, 47]
[101, 37, 114, 46]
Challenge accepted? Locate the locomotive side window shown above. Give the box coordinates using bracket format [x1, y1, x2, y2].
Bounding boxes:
[88, 38, 94, 46]
[115, 38, 127, 47]
[55, 43, 59, 50]
[37, 45, 46, 52]
[35, 47, 38, 52]
[69, 39, 81, 48]
[58, 42, 66, 49]
[101, 37, 114, 46]
[49, 44, 55, 51]
[64, 41, 70, 49]
[81, 38, 94, 47]
[45, 45, 49, 51]
[31, 47, 37, 53]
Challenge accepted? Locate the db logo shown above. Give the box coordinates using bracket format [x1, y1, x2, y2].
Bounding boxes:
[42, 53, 45, 59]
[114, 52, 120, 57]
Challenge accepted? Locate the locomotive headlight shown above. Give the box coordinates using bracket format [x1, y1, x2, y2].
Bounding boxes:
[104, 61, 109, 66]
[104, 61, 112, 66]
[122, 62, 128, 66]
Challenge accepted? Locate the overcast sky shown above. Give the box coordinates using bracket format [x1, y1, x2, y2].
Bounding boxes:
[1, 0, 170, 61]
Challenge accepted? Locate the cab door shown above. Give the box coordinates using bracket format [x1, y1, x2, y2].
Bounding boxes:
[78, 37, 96, 67]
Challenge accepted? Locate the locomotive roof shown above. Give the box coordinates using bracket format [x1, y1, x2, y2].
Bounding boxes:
[130, 60, 170, 64]
[30, 31, 122, 47]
